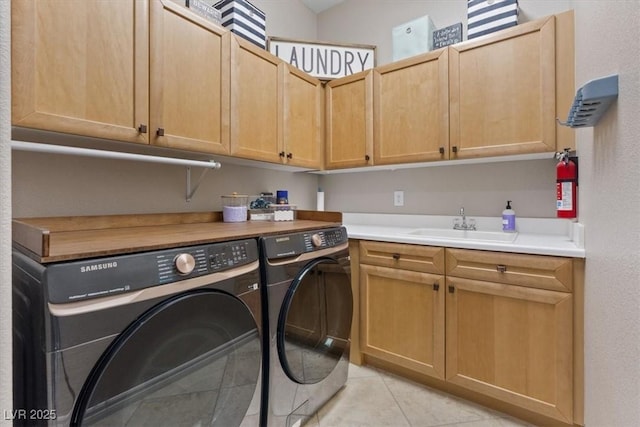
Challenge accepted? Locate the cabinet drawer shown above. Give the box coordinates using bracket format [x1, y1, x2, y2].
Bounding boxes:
[359, 241, 445, 274]
[446, 248, 573, 292]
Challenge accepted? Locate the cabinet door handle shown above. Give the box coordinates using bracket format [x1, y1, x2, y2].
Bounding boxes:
[287, 152, 293, 159]
[138, 124, 147, 134]
[156, 128, 165, 136]
[365, 154, 371, 161]
[497, 264, 507, 273]
[439, 146, 445, 155]
[448, 285, 455, 293]
[433, 283, 440, 291]
[452, 146, 458, 153]
[392, 253, 400, 260]
[279, 151, 286, 158]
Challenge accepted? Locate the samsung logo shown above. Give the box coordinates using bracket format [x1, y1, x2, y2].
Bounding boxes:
[275, 237, 290, 243]
[80, 262, 118, 273]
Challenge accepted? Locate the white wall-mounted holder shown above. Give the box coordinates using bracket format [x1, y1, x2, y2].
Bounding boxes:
[11, 140, 222, 202]
[557, 74, 618, 128]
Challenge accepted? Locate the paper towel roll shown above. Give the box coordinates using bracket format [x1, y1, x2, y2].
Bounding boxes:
[317, 189, 325, 211]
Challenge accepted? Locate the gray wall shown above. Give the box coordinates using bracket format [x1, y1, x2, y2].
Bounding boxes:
[12, 151, 319, 217]
[320, 160, 556, 217]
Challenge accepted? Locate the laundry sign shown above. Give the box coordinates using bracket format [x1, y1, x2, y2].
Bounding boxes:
[268, 37, 376, 80]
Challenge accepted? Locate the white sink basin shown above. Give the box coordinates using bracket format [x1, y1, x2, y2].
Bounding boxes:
[407, 228, 518, 243]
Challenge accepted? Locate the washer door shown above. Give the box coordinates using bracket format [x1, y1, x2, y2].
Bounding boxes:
[71, 290, 261, 427]
[277, 257, 353, 384]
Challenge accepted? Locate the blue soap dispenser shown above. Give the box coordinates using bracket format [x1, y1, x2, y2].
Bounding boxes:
[502, 201, 516, 232]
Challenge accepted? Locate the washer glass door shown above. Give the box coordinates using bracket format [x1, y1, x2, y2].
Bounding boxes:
[277, 257, 353, 384]
[71, 290, 261, 426]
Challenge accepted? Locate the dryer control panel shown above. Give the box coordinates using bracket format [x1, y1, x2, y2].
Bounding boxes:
[263, 227, 347, 259]
[45, 239, 259, 303]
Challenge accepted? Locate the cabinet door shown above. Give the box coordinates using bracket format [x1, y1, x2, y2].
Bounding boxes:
[12, 0, 149, 143]
[374, 49, 449, 164]
[360, 264, 445, 379]
[446, 276, 573, 423]
[449, 16, 556, 159]
[282, 65, 323, 168]
[229, 36, 283, 163]
[325, 70, 373, 169]
[150, 0, 229, 154]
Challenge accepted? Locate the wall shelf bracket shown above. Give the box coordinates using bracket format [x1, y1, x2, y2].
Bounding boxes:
[186, 164, 220, 202]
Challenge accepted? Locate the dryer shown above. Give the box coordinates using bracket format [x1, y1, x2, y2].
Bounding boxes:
[260, 227, 352, 426]
[12, 238, 263, 426]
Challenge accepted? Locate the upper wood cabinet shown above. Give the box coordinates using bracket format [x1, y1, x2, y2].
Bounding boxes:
[229, 36, 282, 163]
[282, 64, 323, 169]
[373, 48, 449, 165]
[12, 0, 231, 155]
[325, 70, 374, 169]
[449, 16, 557, 159]
[149, 0, 230, 155]
[12, 0, 149, 144]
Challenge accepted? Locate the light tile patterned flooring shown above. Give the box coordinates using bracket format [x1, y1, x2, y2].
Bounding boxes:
[306, 364, 534, 427]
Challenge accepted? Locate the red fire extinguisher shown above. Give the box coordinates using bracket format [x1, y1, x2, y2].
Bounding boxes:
[556, 148, 578, 219]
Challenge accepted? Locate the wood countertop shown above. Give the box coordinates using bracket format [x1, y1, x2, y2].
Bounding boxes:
[12, 211, 342, 263]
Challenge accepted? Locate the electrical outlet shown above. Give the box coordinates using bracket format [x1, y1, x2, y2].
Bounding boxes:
[394, 190, 404, 207]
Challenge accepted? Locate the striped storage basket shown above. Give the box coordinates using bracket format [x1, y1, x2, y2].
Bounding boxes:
[467, 0, 518, 40]
[214, 0, 266, 49]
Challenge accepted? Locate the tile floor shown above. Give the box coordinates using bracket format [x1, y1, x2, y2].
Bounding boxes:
[306, 364, 534, 427]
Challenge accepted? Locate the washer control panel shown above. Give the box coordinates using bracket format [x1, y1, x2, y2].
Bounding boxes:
[157, 240, 253, 284]
[47, 239, 258, 303]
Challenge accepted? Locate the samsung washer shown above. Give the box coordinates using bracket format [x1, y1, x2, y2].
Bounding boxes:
[12, 238, 263, 426]
[260, 227, 352, 426]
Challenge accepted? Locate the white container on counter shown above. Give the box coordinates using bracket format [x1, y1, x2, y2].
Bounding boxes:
[273, 204, 296, 221]
[222, 193, 248, 222]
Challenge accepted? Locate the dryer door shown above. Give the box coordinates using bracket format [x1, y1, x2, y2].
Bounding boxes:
[71, 290, 261, 427]
[277, 257, 353, 384]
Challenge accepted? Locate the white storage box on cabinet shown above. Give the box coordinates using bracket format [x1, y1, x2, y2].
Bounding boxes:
[467, 0, 518, 40]
[392, 15, 436, 61]
[214, 0, 266, 48]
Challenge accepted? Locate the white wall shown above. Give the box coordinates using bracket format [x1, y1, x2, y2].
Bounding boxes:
[0, 0, 12, 423]
[572, 1, 640, 425]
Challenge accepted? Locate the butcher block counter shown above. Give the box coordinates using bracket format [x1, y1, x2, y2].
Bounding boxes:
[12, 211, 342, 263]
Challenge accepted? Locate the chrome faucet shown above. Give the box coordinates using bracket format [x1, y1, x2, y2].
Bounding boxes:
[453, 207, 476, 230]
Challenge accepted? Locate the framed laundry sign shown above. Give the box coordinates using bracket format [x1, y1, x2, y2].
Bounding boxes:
[268, 37, 376, 80]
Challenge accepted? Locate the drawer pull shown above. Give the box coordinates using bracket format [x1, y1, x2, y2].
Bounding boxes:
[392, 253, 400, 260]
[448, 285, 455, 293]
[497, 264, 507, 273]
[433, 283, 440, 291]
